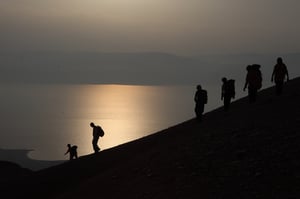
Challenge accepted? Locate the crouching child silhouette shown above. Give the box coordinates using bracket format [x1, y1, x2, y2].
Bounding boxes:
[65, 144, 78, 160]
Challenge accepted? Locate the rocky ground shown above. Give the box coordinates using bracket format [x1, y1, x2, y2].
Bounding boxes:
[1, 77, 300, 199]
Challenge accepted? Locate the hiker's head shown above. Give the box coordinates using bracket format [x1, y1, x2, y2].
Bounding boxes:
[277, 57, 283, 64]
[197, 85, 202, 90]
[222, 77, 227, 83]
[67, 144, 71, 148]
[90, 122, 95, 127]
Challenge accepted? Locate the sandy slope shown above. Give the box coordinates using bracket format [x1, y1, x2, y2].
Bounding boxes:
[2, 77, 300, 199]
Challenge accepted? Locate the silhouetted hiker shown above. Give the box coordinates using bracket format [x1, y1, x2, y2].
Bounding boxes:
[271, 57, 289, 95]
[243, 64, 262, 103]
[64, 144, 78, 160]
[194, 85, 207, 121]
[90, 122, 105, 153]
[221, 78, 235, 111]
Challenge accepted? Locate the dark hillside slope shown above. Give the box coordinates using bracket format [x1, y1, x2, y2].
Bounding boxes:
[5, 78, 300, 199]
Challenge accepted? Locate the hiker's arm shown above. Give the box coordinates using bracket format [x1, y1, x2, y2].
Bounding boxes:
[221, 85, 224, 100]
[271, 68, 275, 82]
[243, 79, 248, 91]
[194, 93, 198, 102]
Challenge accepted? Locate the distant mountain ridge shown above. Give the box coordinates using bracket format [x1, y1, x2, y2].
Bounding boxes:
[1, 52, 300, 85]
[0, 52, 202, 85]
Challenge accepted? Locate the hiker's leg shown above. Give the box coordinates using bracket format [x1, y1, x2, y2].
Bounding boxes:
[224, 96, 231, 110]
[92, 137, 99, 153]
[275, 81, 283, 95]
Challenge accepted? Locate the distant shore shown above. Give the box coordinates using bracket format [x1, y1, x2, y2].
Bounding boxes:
[0, 148, 64, 171]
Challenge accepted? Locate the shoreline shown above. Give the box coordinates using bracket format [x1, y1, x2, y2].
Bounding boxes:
[0, 148, 64, 171]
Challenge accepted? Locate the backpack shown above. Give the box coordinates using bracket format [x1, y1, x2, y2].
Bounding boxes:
[96, 126, 105, 137]
[248, 64, 262, 90]
[227, 79, 235, 98]
[71, 145, 78, 151]
[201, 90, 208, 104]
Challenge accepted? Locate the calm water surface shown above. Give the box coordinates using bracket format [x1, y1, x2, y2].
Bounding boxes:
[0, 84, 221, 161]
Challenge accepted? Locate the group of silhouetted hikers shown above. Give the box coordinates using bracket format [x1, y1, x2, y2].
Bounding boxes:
[194, 57, 289, 120]
[64, 57, 289, 159]
[64, 122, 105, 160]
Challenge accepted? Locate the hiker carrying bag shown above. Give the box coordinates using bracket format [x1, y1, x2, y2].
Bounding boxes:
[96, 126, 105, 137]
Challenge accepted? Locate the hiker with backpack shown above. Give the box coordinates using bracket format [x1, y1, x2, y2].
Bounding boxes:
[194, 85, 208, 121]
[221, 77, 235, 111]
[271, 57, 289, 96]
[90, 122, 105, 153]
[243, 64, 263, 103]
[64, 144, 78, 160]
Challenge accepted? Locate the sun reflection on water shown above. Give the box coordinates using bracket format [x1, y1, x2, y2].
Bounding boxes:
[35, 85, 193, 160]
[0, 84, 195, 161]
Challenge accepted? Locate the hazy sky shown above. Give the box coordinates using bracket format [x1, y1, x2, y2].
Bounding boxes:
[1, 0, 300, 55]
